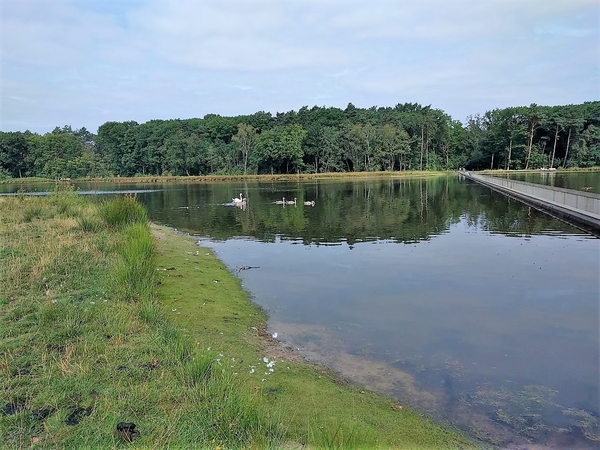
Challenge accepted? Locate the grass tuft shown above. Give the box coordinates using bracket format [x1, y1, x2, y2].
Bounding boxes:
[113, 222, 156, 302]
[182, 351, 216, 387]
[98, 194, 147, 228]
[77, 216, 104, 232]
[161, 324, 193, 364]
[139, 297, 165, 326]
[22, 205, 44, 222]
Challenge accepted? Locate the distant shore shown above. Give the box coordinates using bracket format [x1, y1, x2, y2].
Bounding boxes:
[2, 167, 598, 185]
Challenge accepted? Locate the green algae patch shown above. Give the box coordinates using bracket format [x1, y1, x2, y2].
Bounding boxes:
[152, 223, 476, 449]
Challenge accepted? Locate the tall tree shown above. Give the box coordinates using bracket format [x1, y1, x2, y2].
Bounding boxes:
[0, 132, 29, 178]
[562, 110, 585, 168]
[549, 112, 564, 169]
[279, 124, 307, 174]
[524, 104, 543, 170]
[232, 123, 257, 174]
[97, 121, 139, 175]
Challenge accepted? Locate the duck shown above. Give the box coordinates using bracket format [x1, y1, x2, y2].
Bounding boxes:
[275, 197, 286, 205]
[303, 200, 315, 206]
[285, 198, 297, 205]
[232, 193, 245, 203]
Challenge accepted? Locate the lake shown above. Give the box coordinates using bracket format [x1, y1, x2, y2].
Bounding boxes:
[4, 174, 599, 448]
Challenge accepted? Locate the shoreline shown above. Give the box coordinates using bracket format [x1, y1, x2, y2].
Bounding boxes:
[2, 166, 598, 185]
[154, 222, 599, 449]
[150, 222, 477, 448]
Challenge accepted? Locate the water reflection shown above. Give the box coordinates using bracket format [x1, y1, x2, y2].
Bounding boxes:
[139, 176, 598, 448]
[495, 171, 600, 193]
[199, 220, 598, 448]
[0, 188, 161, 196]
[135, 176, 584, 244]
[5, 175, 598, 447]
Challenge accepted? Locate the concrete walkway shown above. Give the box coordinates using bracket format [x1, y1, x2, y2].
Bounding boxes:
[460, 171, 600, 236]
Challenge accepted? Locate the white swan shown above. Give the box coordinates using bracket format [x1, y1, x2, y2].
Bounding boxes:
[303, 200, 315, 206]
[232, 193, 244, 203]
[285, 198, 297, 205]
[275, 197, 286, 205]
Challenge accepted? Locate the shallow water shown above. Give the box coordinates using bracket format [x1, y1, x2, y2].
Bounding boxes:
[6, 175, 599, 447]
[199, 218, 598, 448]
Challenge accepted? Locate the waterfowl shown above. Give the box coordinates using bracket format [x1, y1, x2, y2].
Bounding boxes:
[285, 198, 297, 205]
[232, 193, 244, 203]
[303, 200, 315, 206]
[275, 197, 286, 205]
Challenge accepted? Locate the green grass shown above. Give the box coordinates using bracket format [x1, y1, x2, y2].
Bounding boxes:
[0, 193, 476, 449]
[98, 194, 148, 228]
[53, 170, 449, 185]
[113, 222, 156, 302]
[77, 216, 104, 233]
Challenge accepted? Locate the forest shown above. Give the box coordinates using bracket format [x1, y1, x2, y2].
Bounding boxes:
[1, 101, 599, 179]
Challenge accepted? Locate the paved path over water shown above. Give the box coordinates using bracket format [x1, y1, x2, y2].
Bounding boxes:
[461, 171, 600, 237]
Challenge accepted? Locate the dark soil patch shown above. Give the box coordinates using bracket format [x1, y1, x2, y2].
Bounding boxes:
[65, 406, 93, 425]
[2, 400, 27, 416]
[31, 408, 55, 420]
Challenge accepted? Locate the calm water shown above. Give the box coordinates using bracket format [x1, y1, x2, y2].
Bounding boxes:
[4, 175, 599, 447]
[495, 171, 600, 193]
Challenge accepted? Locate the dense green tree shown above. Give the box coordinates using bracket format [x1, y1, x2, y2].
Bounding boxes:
[571, 124, 600, 167]
[0, 132, 29, 178]
[380, 124, 401, 171]
[254, 128, 279, 174]
[280, 124, 307, 174]
[524, 104, 544, 170]
[3, 101, 598, 179]
[232, 123, 257, 174]
[162, 129, 203, 176]
[97, 121, 138, 175]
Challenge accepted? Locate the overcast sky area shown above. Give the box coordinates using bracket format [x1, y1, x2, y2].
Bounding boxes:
[1, 0, 599, 134]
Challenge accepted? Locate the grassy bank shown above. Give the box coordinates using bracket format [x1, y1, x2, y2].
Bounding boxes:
[0, 170, 449, 185]
[0, 192, 475, 448]
[2, 167, 599, 186]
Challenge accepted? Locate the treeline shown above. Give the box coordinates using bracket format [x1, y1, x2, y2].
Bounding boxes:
[1, 101, 599, 179]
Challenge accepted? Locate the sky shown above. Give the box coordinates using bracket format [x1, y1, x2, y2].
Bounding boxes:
[1, 0, 599, 134]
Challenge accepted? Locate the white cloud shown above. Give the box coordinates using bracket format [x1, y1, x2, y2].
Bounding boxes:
[0, 0, 598, 133]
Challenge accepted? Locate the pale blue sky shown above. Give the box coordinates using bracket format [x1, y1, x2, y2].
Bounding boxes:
[1, 0, 598, 133]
